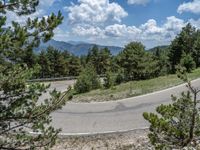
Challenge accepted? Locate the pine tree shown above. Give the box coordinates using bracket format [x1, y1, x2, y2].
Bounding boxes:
[68, 55, 82, 76]
[0, 1, 67, 149]
[103, 71, 116, 89]
[140, 52, 159, 79]
[22, 48, 37, 68]
[180, 52, 196, 73]
[153, 47, 170, 76]
[0, 65, 68, 149]
[118, 42, 159, 81]
[169, 23, 197, 73]
[45, 47, 67, 77]
[38, 50, 51, 78]
[99, 48, 112, 75]
[193, 32, 200, 67]
[143, 68, 200, 149]
[118, 42, 146, 80]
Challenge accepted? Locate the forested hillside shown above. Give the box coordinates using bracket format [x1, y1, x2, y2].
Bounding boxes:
[11, 24, 199, 83]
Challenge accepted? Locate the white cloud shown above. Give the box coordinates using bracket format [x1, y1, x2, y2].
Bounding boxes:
[72, 25, 104, 37]
[40, 0, 55, 7]
[189, 18, 200, 29]
[65, 0, 128, 25]
[140, 19, 164, 34]
[127, 0, 150, 5]
[5, 9, 44, 26]
[71, 16, 188, 48]
[164, 16, 185, 31]
[178, 0, 200, 14]
[105, 24, 141, 37]
[53, 27, 70, 41]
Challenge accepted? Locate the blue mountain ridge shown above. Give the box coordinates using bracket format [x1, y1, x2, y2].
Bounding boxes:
[35, 39, 123, 56]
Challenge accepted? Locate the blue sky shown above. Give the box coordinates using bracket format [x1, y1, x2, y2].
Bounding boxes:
[8, 0, 200, 48]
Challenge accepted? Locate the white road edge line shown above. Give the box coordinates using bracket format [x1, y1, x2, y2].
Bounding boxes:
[29, 78, 200, 136]
[29, 127, 149, 137]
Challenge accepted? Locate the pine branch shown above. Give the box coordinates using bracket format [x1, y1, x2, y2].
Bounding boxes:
[0, 2, 19, 9]
[0, 91, 69, 135]
[30, 91, 68, 120]
[0, 121, 27, 135]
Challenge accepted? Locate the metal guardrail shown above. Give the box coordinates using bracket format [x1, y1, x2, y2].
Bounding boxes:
[28, 76, 78, 82]
[28, 75, 106, 82]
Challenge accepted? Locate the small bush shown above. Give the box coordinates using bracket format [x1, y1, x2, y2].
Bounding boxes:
[180, 52, 196, 73]
[68, 94, 73, 100]
[74, 65, 101, 94]
[103, 71, 116, 89]
[115, 70, 125, 85]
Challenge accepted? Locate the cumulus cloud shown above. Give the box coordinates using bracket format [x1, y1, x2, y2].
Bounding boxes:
[53, 27, 70, 41]
[127, 0, 150, 5]
[65, 0, 128, 25]
[72, 25, 104, 37]
[71, 16, 188, 48]
[39, 0, 55, 7]
[105, 24, 141, 37]
[189, 18, 200, 29]
[178, 0, 200, 14]
[140, 19, 164, 35]
[164, 16, 185, 31]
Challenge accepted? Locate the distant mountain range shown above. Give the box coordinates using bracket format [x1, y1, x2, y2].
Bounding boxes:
[35, 39, 170, 56]
[35, 39, 123, 56]
[148, 45, 169, 53]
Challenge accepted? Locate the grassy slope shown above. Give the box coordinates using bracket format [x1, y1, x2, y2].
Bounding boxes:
[70, 68, 200, 103]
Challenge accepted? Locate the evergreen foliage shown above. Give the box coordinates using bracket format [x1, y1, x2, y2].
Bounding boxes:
[118, 42, 159, 81]
[143, 68, 200, 149]
[37, 47, 81, 78]
[169, 23, 200, 73]
[67, 54, 82, 76]
[74, 65, 101, 94]
[3, 23, 199, 83]
[86, 46, 112, 75]
[180, 52, 196, 73]
[103, 71, 116, 89]
[153, 47, 170, 76]
[0, 0, 39, 15]
[0, 65, 68, 149]
[0, 0, 66, 149]
[115, 69, 125, 85]
[193, 33, 200, 67]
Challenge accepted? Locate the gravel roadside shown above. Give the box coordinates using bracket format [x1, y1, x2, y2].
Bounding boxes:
[51, 129, 153, 150]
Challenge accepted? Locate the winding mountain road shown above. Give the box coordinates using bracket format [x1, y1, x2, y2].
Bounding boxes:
[46, 79, 200, 135]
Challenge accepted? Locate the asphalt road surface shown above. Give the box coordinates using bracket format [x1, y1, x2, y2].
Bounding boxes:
[46, 79, 200, 135]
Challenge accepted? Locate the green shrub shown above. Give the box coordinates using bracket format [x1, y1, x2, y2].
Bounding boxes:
[180, 52, 196, 73]
[115, 70, 125, 84]
[74, 65, 100, 93]
[103, 71, 116, 89]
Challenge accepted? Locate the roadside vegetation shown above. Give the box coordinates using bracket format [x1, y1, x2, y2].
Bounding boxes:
[16, 23, 200, 103]
[0, 1, 68, 149]
[70, 68, 200, 102]
[1, 0, 200, 149]
[17, 24, 200, 82]
[66, 24, 200, 102]
[143, 67, 200, 149]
